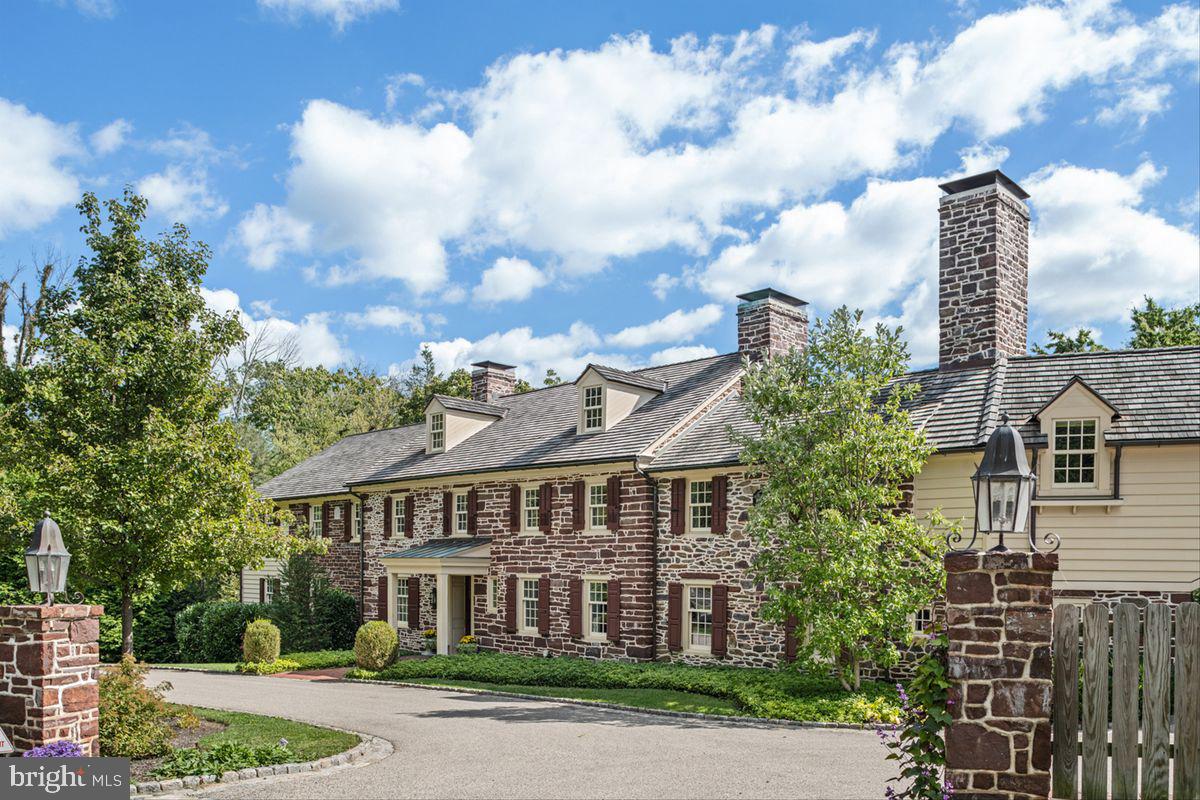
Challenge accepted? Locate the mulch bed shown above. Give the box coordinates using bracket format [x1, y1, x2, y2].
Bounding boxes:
[129, 717, 226, 781]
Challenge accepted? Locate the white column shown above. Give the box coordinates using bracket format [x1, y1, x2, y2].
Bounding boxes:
[436, 572, 451, 655]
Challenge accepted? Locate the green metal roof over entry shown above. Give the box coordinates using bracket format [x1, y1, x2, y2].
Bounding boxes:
[381, 537, 492, 559]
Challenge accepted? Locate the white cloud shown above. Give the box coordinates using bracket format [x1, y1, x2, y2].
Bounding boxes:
[786, 29, 875, 92]
[607, 304, 723, 349]
[956, 143, 1010, 176]
[418, 321, 634, 381]
[472, 256, 548, 304]
[648, 345, 718, 365]
[148, 124, 232, 165]
[385, 73, 425, 111]
[649, 273, 679, 301]
[201, 286, 350, 367]
[67, 0, 117, 18]
[258, 0, 399, 30]
[1095, 82, 1173, 126]
[0, 98, 81, 237]
[344, 305, 426, 333]
[90, 118, 132, 155]
[137, 164, 228, 223]
[236, 204, 313, 269]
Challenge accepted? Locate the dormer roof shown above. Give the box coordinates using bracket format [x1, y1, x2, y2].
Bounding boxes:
[1029, 376, 1121, 423]
[575, 364, 667, 393]
[427, 394, 509, 418]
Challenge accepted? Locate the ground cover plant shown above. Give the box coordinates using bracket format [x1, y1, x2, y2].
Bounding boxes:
[155, 650, 359, 673]
[99, 656, 175, 757]
[349, 652, 901, 724]
[235, 658, 300, 675]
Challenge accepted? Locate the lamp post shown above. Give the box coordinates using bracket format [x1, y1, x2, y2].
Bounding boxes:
[25, 512, 71, 605]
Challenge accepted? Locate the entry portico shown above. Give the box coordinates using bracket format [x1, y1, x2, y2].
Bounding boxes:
[381, 537, 490, 655]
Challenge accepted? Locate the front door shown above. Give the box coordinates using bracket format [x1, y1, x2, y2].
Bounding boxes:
[448, 575, 470, 652]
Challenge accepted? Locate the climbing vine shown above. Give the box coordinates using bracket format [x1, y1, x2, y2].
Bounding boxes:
[879, 633, 953, 800]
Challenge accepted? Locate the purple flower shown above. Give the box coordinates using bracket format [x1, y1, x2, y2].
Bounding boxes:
[23, 740, 84, 758]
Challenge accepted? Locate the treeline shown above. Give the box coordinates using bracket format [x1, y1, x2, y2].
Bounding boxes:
[1033, 297, 1200, 354]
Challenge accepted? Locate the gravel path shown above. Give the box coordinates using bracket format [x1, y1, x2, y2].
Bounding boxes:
[152, 669, 892, 799]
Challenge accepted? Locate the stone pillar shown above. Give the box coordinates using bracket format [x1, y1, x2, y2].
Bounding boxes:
[0, 604, 103, 756]
[944, 552, 1056, 800]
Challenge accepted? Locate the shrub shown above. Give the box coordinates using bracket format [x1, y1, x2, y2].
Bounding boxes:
[23, 740, 84, 758]
[152, 741, 292, 779]
[176, 601, 272, 663]
[314, 588, 357, 650]
[243, 619, 281, 663]
[98, 656, 174, 758]
[282, 650, 357, 670]
[354, 621, 398, 671]
[134, 582, 220, 663]
[235, 658, 300, 675]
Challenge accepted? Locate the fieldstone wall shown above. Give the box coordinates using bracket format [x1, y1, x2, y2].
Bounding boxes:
[736, 294, 808, 362]
[0, 604, 103, 756]
[944, 551, 1056, 800]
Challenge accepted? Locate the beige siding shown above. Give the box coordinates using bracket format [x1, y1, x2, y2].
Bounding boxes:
[913, 444, 1200, 593]
[240, 559, 284, 604]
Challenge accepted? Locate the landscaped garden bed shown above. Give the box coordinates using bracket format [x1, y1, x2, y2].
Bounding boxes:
[152, 649, 361, 674]
[348, 653, 901, 724]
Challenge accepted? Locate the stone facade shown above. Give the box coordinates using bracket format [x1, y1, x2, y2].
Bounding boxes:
[470, 362, 517, 402]
[944, 551, 1055, 800]
[938, 182, 1029, 368]
[0, 604, 103, 755]
[1053, 587, 1195, 608]
[736, 290, 808, 363]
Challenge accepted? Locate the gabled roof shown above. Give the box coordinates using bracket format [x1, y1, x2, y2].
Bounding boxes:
[1029, 376, 1120, 423]
[427, 394, 509, 418]
[576, 364, 668, 393]
[381, 537, 492, 559]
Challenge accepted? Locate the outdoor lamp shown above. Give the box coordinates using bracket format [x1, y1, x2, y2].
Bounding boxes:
[25, 512, 71, 605]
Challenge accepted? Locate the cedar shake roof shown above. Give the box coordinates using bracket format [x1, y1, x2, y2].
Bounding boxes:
[577, 364, 668, 393]
[428, 394, 509, 418]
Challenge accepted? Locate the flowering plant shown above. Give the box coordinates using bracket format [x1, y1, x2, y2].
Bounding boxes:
[422, 628, 437, 639]
[24, 740, 84, 758]
[879, 633, 952, 800]
[458, 635, 476, 645]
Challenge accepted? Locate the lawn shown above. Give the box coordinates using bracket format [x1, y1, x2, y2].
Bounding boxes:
[405, 677, 745, 716]
[153, 663, 237, 672]
[152, 649, 358, 674]
[189, 706, 358, 763]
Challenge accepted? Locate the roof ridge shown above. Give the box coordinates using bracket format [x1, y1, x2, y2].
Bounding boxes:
[630, 351, 739, 374]
[976, 357, 1009, 446]
[1010, 344, 1200, 362]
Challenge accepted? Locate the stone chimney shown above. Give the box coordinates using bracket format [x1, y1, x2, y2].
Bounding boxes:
[470, 361, 516, 402]
[938, 170, 1030, 369]
[736, 288, 809, 362]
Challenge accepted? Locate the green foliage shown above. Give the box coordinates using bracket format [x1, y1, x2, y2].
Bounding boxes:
[353, 653, 901, 724]
[353, 621, 398, 671]
[151, 741, 292, 778]
[242, 619, 281, 663]
[271, 554, 356, 652]
[177, 602, 272, 663]
[313, 587, 358, 650]
[235, 658, 299, 675]
[881, 635, 951, 800]
[98, 656, 174, 758]
[133, 583, 223, 663]
[1129, 296, 1200, 348]
[1032, 328, 1108, 354]
[184, 705, 358, 764]
[282, 650, 357, 670]
[737, 307, 949, 689]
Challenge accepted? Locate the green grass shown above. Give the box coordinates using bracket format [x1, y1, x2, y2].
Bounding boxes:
[152, 650, 358, 673]
[188, 706, 358, 763]
[153, 663, 237, 673]
[406, 678, 746, 716]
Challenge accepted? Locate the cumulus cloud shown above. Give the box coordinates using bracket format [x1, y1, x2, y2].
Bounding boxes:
[90, 118, 132, 155]
[137, 164, 228, 223]
[607, 305, 723, 348]
[648, 345, 718, 365]
[343, 305, 426, 333]
[649, 273, 680, 301]
[0, 98, 81, 237]
[236, 204, 313, 269]
[472, 257, 548, 304]
[200, 287, 351, 367]
[1095, 82, 1174, 126]
[258, 0, 399, 30]
[417, 321, 632, 381]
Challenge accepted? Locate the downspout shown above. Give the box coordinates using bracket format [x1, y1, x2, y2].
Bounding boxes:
[634, 460, 658, 662]
[351, 489, 370, 626]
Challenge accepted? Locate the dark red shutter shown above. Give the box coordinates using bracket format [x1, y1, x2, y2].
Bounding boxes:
[258, 578, 266, 603]
[407, 576, 420, 627]
[784, 615, 797, 662]
[467, 488, 479, 534]
[537, 577, 551, 635]
[667, 583, 682, 651]
[377, 576, 388, 621]
[568, 578, 582, 637]
[606, 475, 621, 530]
[383, 496, 393, 540]
[505, 575, 517, 632]
[538, 483, 552, 533]
[321, 502, 331, 537]
[508, 485, 521, 531]
[571, 481, 585, 532]
[607, 579, 622, 643]
[712, 584, 728, 657]
[403, 495, 415, 537]
[712, 476, 729, 534]
[442, 491, 452, 535]
[343, 500, 353, 542]
[669, 478, 685, 534]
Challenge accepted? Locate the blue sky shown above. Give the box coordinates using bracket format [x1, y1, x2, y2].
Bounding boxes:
[2, 0, 1198, 379]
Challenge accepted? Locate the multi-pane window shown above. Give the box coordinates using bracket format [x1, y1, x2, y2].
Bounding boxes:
[586, 581, 608, 638]
[311, 508, 323, 538]
[350, 503, 361, 541]
[488, 578, 498, 612]
[523, 487, 540, 532]
[429, 412, 445, 451]
[687, 586, 713, 650]
[393, 497, 405, 537]
[913, 607, 933, 636]
[588, 484, 607, 529]
[265, 578, 280, 604]
[454, 493, 469, 534]
[1053, 419, 1097, 485]
[583, 385, 604, 431]
[521, 579, 539, 633]
[689, 480, 713, 532]
[395, 579, 409, 627]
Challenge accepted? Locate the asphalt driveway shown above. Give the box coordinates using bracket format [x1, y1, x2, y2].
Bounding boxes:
[151, 669, 893, 799]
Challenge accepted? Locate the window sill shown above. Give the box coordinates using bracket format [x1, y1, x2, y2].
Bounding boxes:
[1033, 497, 1124, 513]
[684, 531, 715, 538]
[683, 647, 713, 657]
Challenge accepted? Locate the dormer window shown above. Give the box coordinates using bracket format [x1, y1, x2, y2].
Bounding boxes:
[574, 365, 665, 436]
[583, 386, 604, 431]
[429, 412, 445, 452]
[1052, 419, 1097, 486]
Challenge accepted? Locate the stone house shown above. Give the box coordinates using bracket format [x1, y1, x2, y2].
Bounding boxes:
[242, 169, 1199, 666]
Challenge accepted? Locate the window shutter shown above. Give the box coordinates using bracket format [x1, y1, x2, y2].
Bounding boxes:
[505, 575, 517, 632]
[538, 482, 552, 533]
[407, 576, 420, 628]
[712, 475, 729, 534]
[377, 576, 388, 621]
[442, 491, 452, 535]
[712, 584, 729, 657]
[343, 500, 353, 542]
[403, 495, 415, 537]
[568, 578, 582, 638]
[607, 578, 622, 644]
[321, 502, 331, 536]
[667, 582, 682, 651]
[383, 496, 393, 540]
[571, 480, 585, 532]
[784, 615, 797, 662]
[467, 488, 479, 534]
[508, 485, 521, 531]
[606, 475, 621, 531]
[259, 578, 266, 603]
[537, 576, 551, 635]
[669, 478, 685, 535]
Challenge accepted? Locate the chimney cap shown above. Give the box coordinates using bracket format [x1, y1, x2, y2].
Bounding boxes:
[735, 288, 808, 307]
[938, 169, 1030, 200]
[470, 360, 516, 372]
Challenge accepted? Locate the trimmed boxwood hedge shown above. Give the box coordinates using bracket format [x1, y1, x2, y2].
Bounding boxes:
[350, 653, 901, 724]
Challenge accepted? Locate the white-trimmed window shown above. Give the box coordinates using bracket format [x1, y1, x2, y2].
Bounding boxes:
[689, 480, 713, 533]
[1052, 419, 1098, 486]
[585, 580, 608, 639]
[686, 585, 714, 652]
[588, 484, 607, 530]
[487, 577, 498, 612]
[583, 385, 604, 431]
[429, 412, 445, 452]
[454, 493, 469, 535]
[350, 502, 361, 542]
[310, 508, 323, 538]
[393, 497, 405, 537]
[522, 487, 540, 533]
[265, 578, 280, 604]
[913, 607, 933, 637]
[395, 579, 409, 628]
[520, 578, 540, 634]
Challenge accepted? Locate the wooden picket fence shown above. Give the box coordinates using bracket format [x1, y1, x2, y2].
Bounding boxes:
[1052, 601, 1199, 800]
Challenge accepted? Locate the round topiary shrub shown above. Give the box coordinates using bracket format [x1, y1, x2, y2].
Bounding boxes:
[354, 621, 398, 671]
[242, 619, 281, 664]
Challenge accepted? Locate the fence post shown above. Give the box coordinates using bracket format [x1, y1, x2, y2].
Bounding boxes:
[945, 551, 1057, 800]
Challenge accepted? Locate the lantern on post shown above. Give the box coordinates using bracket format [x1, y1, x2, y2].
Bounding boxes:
[25, 512, 71, 605]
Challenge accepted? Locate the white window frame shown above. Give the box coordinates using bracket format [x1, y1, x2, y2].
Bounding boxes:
[429, 412, 446, 453]
[487, 577, 498, 613]
[349, 502, 361, 542]
[587, 483, 607, 531]
[392, 496, 405, 537]
[584, 579, 608, 641]
[582, 385, 604, 432]
[395, 577, 410, 629]
[684, 582, 715, 654]
[453, 492, 469, 536]
[911, 607, 934, 639]
[310, 508, 323, 539]
[1051, 417, 1099, 488]
[521, 486, 541, 534]
[519, 577, 540, 635]
[688, 480, 714, 534]
[265, 577, 280, 604]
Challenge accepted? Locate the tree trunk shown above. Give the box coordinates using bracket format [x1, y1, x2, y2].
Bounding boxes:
[121, 588, 134, 657]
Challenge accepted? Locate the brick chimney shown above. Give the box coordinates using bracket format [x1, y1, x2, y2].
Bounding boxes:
[470, 361, 516, 402]
[938, 170, 1030, 369]
[736, 288, 809, 362]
